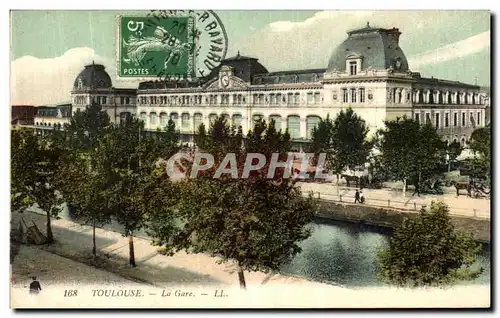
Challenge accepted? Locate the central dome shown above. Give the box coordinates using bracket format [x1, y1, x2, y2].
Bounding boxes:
[327, 24, 410, 73]
[73, 63, 112, 90]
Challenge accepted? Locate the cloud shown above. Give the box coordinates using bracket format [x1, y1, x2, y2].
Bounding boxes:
[231, 11, 490, 75]
[10, 48, 138, 106]
[408, 31, 490, 70]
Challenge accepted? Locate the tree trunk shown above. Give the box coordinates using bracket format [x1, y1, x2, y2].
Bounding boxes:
[128, 233, 136, 267]
[403, 178, 407, 197]
[92, 219, 96, 258]
[237, 264, 246, 290]
[46, 211, 53, 244]
[336, 174, 340, 196]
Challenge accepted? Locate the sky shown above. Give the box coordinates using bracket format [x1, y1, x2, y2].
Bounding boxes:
[10, 10, 491, 105]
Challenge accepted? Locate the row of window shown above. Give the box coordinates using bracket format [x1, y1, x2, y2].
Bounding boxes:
[35, 122, 63, 128]
[137, 91, 323, 106]
[137, 112, 322, 140]
[73, 96, 133, 105]
[414, 111, 483, 128]
[341, 88, 366, 103]
[413, 90, 482, 105]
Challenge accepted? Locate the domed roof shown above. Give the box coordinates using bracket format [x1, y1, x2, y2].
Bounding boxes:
[327, 24, 410, 73]
[206, 52, 268, 83]
[73, 63, 112, 90]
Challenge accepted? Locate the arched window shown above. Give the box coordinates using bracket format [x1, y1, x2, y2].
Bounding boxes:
[252, 114, 263, 129]
[269, 115, 282, 132]
[181, 113, 190, 131]
[232, 113, 242, 129]
[138, 112, 146, 125]
[287, 115, 301, 139]
[170, 113, 179, 129]
[306, 116, 321, 140]
[160, 112, 168, 127]
[193, 113, 203, 132]
[209, 113, 217, 125]
[150, 112, 157, 126]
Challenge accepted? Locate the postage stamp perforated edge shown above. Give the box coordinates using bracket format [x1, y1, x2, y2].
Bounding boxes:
[115, 13, 196, 81]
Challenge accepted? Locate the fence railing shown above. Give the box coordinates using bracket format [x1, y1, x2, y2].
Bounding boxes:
[306, 191, 490, 220]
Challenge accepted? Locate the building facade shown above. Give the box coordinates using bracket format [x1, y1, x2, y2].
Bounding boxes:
[60, 24, 489, 148]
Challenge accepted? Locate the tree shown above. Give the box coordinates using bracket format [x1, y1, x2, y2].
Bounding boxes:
[100, 117, 180, 267]
[378, 201, 484, 287]
[378, 116, 446, 196]
[11, 129, 64, 243]
[58, 154, 112, 257]
[446, 141, 463, 172]
[64, 103, 111, 154]
[150, 117, 316, 289]
[58, 103, 113, 256]
[468, 125, 491, 181]
[11, 128, 37, 213]
[330, 108, 372, 174]
[309, 115, 335, 169]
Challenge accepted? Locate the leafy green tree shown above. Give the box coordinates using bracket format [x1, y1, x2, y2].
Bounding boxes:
[378, 116, 446, 195]
[100, 117, 180, 267]
[57, 103, 113, 255]
[64, 103, 111, 154]
[446, 140, 463, 172]
[11, 128, 37, 213]
[58, 154, 112, 257]
[378, 201, 484, 287]
[11, 129, 64, 243]
[309, 115, 335, 169]
[331, 108, 372, 174]
[150, 118, 316, 289]
[468, 125, 491, 181]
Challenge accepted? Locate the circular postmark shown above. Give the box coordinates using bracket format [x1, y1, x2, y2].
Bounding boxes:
[145, 10, 228, 81]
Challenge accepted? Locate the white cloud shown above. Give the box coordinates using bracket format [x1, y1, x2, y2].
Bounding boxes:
[232, 11, 490, 73]
[408, 31, 490, 70]
[10, 47, 138, 106]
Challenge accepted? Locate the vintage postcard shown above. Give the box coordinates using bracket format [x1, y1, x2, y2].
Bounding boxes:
[10, 10, 491, 309]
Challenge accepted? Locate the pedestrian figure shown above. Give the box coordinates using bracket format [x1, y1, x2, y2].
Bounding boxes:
[354, 190, 360, 203]
[360, 190, 365, 204]
[29, 276, 42, 295]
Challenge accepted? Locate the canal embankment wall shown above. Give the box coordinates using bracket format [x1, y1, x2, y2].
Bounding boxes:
[316, 200, 490, 243]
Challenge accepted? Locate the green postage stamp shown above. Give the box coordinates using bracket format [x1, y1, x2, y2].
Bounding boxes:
[118, 15, 195, 79]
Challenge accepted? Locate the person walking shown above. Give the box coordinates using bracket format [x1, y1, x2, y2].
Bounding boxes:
[354, 189, 360, 203]
[29, 276, 42, 295]
[360, 190, 365, 204]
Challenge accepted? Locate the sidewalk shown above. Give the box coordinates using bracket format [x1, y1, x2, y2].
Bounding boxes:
[298, 182, 490, 219]
[10, 211, 338, 290]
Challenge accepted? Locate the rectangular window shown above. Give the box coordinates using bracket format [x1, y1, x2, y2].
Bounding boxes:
[477, 111, 481, 126]
[351, 89, 357, 103]
[445, 113, 449, 127]
[349, 61, 357, 75]
[307, 92, 313, 104]
[454, 112, 458, 127]
[426, 113, 431, 125]
[287, 93, 293, 105]
[342, 89, 348, 103]
[359, 88, 365, 103]
[415, 113, 420, 124]
[260, 94, 265, 105]
[270, 94, 275, 104]
[314, 92, 321, 104]
[435, 113, 440, 128]
[276, 94, 281, 104]
[462, 112, 466, 127]
[294, 93, 300, 105]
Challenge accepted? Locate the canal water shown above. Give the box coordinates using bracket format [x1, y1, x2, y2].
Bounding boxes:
[281, 217, 491, 287]
[62, 204, 490, 287]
